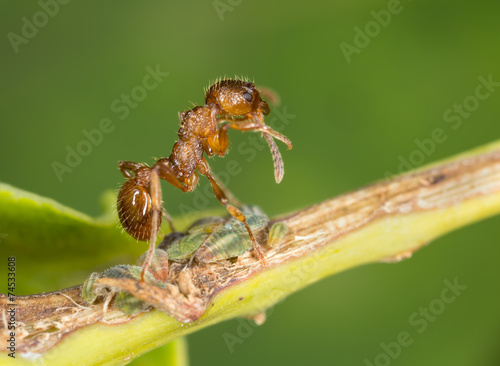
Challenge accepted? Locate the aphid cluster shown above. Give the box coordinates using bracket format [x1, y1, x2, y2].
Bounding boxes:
[117, 78, 292, 280]
[82, 207, 288, 316]
[160, 205, 288, 262]
[82, 265, 151, 315]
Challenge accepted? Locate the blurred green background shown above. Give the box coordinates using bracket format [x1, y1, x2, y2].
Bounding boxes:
[1, 0, 500, 365]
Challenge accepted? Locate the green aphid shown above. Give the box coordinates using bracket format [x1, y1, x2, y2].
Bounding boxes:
[102, 264, 137, 279]
[114, 291, 150, 315]
[81, 264, 149, 314]
[81, 272, 101, 304]
[160, 206, 287, 263]
[81, 266, 133, 305]
[105, 263, 164, 284]
[136, 249, 170, 284]
[165, 223, 218, 261]
[195, 227, 253, 262]
[268, 222, 288, 248]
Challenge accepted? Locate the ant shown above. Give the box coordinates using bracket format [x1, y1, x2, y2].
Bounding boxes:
[117, 78, 292, 281]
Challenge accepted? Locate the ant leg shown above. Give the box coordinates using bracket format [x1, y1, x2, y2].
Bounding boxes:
[205, 127, 229, 157]
[120, 160, 177, 234]
[140, 168, 163, 282]
[220, 122, 291, 183]
[118, 161, 146, 178]
[197, 158, 268, 265]
[204, 128, 242, 204]
[203, 140, 214, 156]
[220, 119, 292, 149]
[154, 158, 194, 192]
[150, 157, 201, 235]
[138, 158, 196, 282]
[151, 158, 200, 230]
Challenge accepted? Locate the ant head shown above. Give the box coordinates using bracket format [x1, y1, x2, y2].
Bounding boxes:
[205, 79, 269, 116]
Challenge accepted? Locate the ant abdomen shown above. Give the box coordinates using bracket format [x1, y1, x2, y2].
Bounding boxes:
[117, 179, 162, 241]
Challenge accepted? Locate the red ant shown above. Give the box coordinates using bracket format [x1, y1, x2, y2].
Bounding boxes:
[117, 78, 292, 281]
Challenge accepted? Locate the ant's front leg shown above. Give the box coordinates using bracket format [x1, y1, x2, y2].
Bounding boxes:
[220, 118, 292, 149]
[197, 158, 268, 265]
[196, 141, 243, 206]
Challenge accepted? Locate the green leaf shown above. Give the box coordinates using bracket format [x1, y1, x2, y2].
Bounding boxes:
[0, 184, 137, 293]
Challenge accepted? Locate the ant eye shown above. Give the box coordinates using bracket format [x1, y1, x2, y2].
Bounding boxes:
[243, 92, 253, 102]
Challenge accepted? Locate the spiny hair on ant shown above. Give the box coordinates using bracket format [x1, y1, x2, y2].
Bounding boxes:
[205, 75, 254, 93]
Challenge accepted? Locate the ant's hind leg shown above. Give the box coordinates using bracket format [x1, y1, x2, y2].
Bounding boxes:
[140, 168, 164, 282]
[197, 159, 268, 265]
[118, 161, 146, 178]
[154, 158, 189, 192]
[155, 158, 195, 230]
[139, 159, 193, 281]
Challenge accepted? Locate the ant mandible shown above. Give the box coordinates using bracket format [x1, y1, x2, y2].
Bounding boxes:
[117, 78, 292, 281]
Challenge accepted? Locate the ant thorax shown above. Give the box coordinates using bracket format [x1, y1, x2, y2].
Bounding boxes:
[177, 107, 217, 140]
